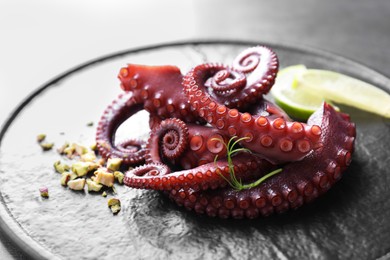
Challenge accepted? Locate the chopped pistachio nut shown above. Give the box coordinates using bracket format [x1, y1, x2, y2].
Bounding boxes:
[107, 198, 121, 214]
[61, 172, 71, 186]
[57, 142, 70, 154]
[102, 191, 107, 197]
[39, 187, 49, 198]
[63, 145, 75, 158]
[37, 134, 46, 143]
[90, 142, 97, 151]
[86, 179, 103, 192]
[80, 151, 97, 162]
[60, 171, 78, 186]
[72, 161, 99, 177]
[86, 121, 94, 127]
[94, 168, 115, 187]
[97, 158, 106, 166]
[40, 142, 54, 151]
[107, 158, 123, 171]
[113, 171, 124, 184]
[67, 178, 86, 191]
[74, 143, 89, 156]
[53, 160, 70, 174]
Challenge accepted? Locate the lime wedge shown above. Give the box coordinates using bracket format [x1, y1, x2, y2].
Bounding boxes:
[271, 65, 325, 120]
[271, 65, 390, 120]
[299, 69, 390, 118]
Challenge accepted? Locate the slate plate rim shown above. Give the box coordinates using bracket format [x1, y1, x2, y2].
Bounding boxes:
[0, 39, 389, 260]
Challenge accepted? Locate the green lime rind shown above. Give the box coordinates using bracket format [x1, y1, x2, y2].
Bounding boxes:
[273, 97, 316, 121]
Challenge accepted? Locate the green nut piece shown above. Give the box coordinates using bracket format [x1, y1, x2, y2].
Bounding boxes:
[39, 187, 49, 198]
[107, 158, 123, 172]
[71, 162, 90, 177]
[102, 191, 107, 197]
[86, 121, 94, 127]
[113, 171, 124, 184]
[37, 134, 46, 143]
[74, 143, 89, 156]
[54, 160, 70, 174]
[63, 145, 75, 158]
[80, 151, 97, 162]
[86, 179, 103, 192]
[67, 178, 86, 191]
[60, 172, 77, 186]
[94, 168, 115, 187]
[40, 142, 54, 151]
[57, 142, 70, 154]
[90, 142, 97, 151]
[107, 198, 121, 214]
[72, 161, 99, 177]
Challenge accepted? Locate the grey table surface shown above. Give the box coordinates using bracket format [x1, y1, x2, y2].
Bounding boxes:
[0, 0, 389, 259]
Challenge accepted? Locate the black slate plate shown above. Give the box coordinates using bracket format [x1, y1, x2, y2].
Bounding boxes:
[1, 41, 390, 260]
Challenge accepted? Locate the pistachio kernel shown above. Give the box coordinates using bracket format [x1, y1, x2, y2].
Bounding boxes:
[40, 142, 54, 151]
[63, 145, 75, 158]
[107, 198, 121, 214]
[90, 142, 97, 151]
[114, 171, 125, 184]
[86, 121, 94, 127]
[98, 158, 106, 166]
[102, 191, 107, 197]
[60, 171, 76, 186]
[57, 142, 70, 154]
[37, 134, 46, 143]
[39, 187, 49, 198]
[80, 151, 97, 162]
[72, 161, 99, 177]
[94, 168, 115, 187]
[67, 178, 86, 191]
[54, 160, 70, 174]
[74, 143, 89, 156]
[107, 158, 123, 171]
[86, 179, 103, 192]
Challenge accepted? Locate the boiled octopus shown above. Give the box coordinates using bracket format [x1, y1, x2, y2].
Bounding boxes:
[95, 46, 356, 219]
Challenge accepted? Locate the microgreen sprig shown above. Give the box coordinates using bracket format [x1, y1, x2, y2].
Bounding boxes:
[213, 136, 282, 191]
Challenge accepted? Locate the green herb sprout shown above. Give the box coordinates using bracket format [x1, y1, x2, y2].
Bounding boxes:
[213, 136, 282, 191]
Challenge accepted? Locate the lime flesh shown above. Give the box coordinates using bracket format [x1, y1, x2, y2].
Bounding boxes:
[271, 65, 324, 120]
[299, 69, 390, 118]
[271, 65, 390, 120]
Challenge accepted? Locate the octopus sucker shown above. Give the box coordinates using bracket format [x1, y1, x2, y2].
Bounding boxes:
[96, 45, 356, 219]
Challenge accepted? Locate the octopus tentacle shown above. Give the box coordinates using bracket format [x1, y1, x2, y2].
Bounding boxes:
[124, 153, 274, 191]
[232, 46, 279, 98]
[96, 92, 146, 165]
[146, 117, 233, 169]
[168, 103, 356, 219]
[200, 46, 278, 109]
[118, 64, 204, 124]
[208, 68, 247, 93]
[145, 118, 189, 165]
[183, 64, 322, 164]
